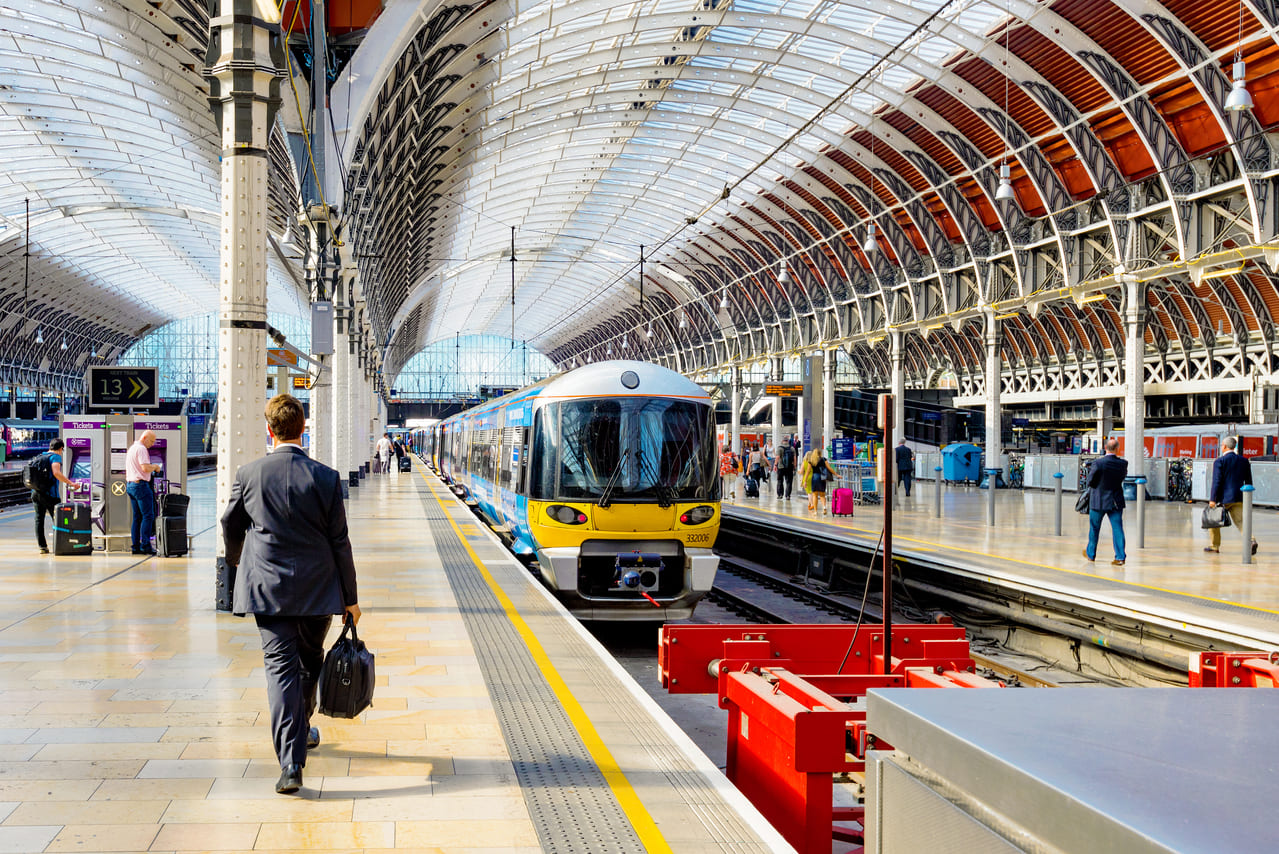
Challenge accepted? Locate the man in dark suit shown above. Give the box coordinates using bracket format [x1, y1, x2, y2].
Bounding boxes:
[1206, 435, 1257, 555]
[1084, 437, 1128, 566]
[894, 439, 915, 497]
[221, 394, 360, 795]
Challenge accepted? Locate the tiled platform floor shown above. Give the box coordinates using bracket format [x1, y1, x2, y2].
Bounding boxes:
[725, 476, 1279, 637]
[0, 467, 779, 853]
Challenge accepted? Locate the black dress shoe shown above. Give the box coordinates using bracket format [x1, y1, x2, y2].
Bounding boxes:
[306, 727, 320, 750]
[275, 764, 303, 794]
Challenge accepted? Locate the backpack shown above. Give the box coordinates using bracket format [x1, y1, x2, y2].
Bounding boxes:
[779, 446, 794, 469]
[23, 452, 55, 493]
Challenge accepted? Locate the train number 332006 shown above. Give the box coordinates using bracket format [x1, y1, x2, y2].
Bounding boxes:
[685, 532, 712, 544]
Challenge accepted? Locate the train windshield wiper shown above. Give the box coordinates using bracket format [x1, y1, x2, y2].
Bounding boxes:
[597, 450, 629, 508]
[635, 448, 673, 508]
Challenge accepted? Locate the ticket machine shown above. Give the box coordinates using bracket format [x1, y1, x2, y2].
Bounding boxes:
[59, 414, 188, 551]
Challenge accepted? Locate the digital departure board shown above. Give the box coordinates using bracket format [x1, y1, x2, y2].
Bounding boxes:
[87, 366, 158, 409]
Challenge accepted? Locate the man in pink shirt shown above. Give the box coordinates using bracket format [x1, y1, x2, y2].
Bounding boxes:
[126, 430, 162, 555]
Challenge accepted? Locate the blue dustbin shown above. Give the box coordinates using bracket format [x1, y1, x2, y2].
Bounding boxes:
[942, 443, 983, 483]
[1121, 476, 1148, 502]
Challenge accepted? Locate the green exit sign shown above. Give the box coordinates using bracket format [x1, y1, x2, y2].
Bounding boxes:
[87, 366, 158, 409]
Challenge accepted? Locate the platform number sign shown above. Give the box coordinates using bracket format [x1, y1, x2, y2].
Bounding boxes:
[87, 366, 158, 410]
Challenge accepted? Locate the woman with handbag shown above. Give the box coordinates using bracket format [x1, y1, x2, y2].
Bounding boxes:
[806, 449, 835, 516]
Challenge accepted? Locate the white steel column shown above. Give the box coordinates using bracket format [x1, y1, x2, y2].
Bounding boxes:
[890, 330, 905, 442]
[984, 310, 1002, 466]
[771, 356, 784, 452]
[306, 220, 332, 468]
[1124, 275, 1147, 475]
[730, 366, 742, 454]
[332, 275, 353, 487]
[822, 351, 836, 454]
[208, 0, 280, 610]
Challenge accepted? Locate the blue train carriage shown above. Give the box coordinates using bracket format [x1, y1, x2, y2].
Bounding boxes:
[1, 419, 60, 460]
[438, 361, 721, 620]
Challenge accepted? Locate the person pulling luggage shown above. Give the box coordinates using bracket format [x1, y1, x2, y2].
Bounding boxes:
[29, 439, 75, 555]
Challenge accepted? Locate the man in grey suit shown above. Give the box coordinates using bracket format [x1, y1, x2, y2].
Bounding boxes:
[221, 394, 361, 795]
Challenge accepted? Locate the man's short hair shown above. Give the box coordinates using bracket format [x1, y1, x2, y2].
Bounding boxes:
[265, 394, 305, 440]
[1223, 435, 1238, 450]
[49, 438, 64, 451]
[898, 438, 906, 445]
[1105, 437, 1119, 453]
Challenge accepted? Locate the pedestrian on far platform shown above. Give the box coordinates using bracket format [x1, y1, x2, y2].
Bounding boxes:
[1083, 437, 1127, 566]
[1205, 435, 1258, 556]
[894, 438, 915, 498]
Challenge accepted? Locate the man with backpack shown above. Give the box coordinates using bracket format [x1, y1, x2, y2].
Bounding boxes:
[775, 435, 797, 499]
[27, 439, 74, 555]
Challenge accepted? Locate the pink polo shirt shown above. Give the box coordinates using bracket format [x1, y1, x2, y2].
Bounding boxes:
[126, 441, 152, 483]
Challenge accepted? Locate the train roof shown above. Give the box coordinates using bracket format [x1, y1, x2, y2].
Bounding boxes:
[441, 361, 709, 426]
[0, 419, 59, 429]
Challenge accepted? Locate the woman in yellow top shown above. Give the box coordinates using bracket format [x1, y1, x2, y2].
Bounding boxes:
[803, 448, 835, 515]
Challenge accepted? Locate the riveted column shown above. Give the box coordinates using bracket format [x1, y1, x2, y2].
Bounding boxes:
[1124, 274, 1147, 477]
[207, 0, 282, 611]
[302, 210, 333, 468]
[332, 266, 354, 489]
[890, 330, 905, 444]
[823, 350, 836, 455]
[771, 356, 784, 454]
[984, 310, 1002, 471]
[730, 366, 742, 454]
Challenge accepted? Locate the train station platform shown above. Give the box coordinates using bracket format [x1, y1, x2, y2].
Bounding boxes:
[723, 478, 1279, 651]
[0, 468, 786, 853]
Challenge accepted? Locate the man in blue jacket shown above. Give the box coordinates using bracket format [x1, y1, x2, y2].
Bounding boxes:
[1205, 436, 1257, 555]
[222, 394, 361, 795]
[1084, 438, 1128, 566]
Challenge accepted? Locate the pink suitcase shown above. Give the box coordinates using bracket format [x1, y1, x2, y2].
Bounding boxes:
[831, 487, 855, 516]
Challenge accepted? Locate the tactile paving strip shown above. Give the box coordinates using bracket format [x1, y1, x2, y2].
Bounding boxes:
[415, 479, 646, 853]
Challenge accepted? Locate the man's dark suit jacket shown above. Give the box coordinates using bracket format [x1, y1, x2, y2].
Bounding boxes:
[221, 445, 357, 617]
[1211, 450, 1253, 505]
[894, 444, 914, 472]
[1087, 453, 1129, 513]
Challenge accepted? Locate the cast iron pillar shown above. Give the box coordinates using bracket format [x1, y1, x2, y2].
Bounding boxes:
[822, 350, 836, 455]
[206, 0, 283, 610]
[983, 310, 1002, 470]
[771, 356, 784, 453]
[1123, 274, 1147, 476]
[890, 330, 905, 444]
[730, 366, 742, 454]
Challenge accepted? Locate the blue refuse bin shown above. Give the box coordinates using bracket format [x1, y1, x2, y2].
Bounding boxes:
[942, 443, 983, 483]
[1121, 476, 1148, 502]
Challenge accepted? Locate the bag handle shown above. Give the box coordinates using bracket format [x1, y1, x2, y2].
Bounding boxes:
[339, 611, 361, 643]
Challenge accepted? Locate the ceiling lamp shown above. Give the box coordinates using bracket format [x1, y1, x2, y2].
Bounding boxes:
[1226, 59, 1253, 112]
[646, 322, 653, 338]
[719, 290, 729, 310]
[678, 312, 688, 330]
[60, 336, 67, 351]
[607, 342, 613, 356]
[622, 335, 628, 350]
[778, 263, 790, 284]
[1226, 1, 1253, 112]
[995, 162, 1016, 201]
[862, 222, 878, 255]
[35, 328, 43, 344]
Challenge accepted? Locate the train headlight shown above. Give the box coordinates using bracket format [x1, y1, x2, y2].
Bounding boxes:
[679, 505, 716, 525]
[547, 505, 588, 525]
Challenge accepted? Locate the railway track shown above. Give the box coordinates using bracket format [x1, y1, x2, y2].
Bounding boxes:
[707, 558, 1063, 688]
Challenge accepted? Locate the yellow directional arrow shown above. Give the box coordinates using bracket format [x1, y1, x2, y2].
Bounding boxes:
[129, 377, 141, 397]
[129, 376, 150, 399]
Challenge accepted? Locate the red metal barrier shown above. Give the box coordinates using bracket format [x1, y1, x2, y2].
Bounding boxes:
[1190, 651, 1279, 687]
[660, 623, 997, 853]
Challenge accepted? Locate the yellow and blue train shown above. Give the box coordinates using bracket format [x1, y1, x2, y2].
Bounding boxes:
[420, 361, 721, 620]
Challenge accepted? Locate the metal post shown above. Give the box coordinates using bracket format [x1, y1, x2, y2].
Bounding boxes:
[882, 394, 893, 677]
[1242, 485, 1255, 565]
[934, 465, 942, 518]
[1053, 472, 1064, 536]
[206, 0, 282, 611]
[1135, 476, 1147, 549]
[985, 469, 997, 527]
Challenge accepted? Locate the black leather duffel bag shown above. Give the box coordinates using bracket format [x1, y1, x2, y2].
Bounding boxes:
[318, 614, 375, 718]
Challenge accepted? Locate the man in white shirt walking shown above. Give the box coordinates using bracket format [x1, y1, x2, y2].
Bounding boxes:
[374, 433, 393, 473]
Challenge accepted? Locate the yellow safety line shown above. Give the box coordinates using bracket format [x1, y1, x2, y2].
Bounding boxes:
[735, 502, 1279, 618]
[419, 470, 673, 853]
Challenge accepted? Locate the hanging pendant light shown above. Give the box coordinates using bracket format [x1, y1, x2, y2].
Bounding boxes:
[622, 334, 628, 350]
[60, 336, 67, 351]
[862, 222, 877, 255]
[995, 161, 1016, 201]
[778, 263, 790, 285]
[35, 328, 43, 344]
[678, 312, 688, 330]
[607, 342, 613, 356]
[646, 322, 653, 338]
[1225, 60, 1253, 111]
[1226, 1, 1253, 112]
[719, 290, 729, 310]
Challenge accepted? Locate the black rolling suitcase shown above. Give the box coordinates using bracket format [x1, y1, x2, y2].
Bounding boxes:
[156, 516, 188, 557]
[53, 503, 92, 555]
[398, 454, 411, 472]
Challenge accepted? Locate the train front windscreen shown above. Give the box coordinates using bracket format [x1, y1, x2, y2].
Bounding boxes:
[531, 398, 718, 503]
